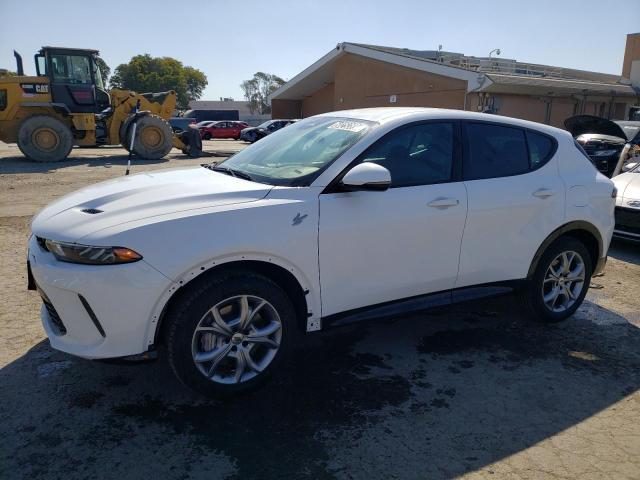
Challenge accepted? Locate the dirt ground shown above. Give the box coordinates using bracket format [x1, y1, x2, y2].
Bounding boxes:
[0, 141, 639, 480]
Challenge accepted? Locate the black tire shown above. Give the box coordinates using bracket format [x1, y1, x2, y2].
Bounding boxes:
[166, 270, 295, 397]
[118, 116, 135, 152]
[203, 132, 212, 140]
[125, 114, 173, 160]
[521, 236, 592, 323]
[17, 115, 73, 162]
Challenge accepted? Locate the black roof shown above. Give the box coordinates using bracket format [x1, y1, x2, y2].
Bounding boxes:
[39, 46, 99, 55]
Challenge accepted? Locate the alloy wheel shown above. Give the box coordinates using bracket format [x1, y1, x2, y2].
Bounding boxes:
[541, 250, 586, 313]
[191, 295, 282, 384]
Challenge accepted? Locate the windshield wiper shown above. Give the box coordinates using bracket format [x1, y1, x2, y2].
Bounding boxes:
[203, 164, 254, 182]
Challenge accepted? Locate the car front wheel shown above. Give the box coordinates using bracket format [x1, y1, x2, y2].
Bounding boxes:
[522, 237, 592, 323]
[165, 270, 294, 397]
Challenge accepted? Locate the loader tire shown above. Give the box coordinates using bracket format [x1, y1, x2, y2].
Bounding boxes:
[118, 116, 135, 152]
[17, 115, 73, 162]
[125, 114, 173, 160]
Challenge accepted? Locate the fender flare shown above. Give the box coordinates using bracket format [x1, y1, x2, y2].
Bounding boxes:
[527, 221, 603, 278]
[143, 253, 320, 350]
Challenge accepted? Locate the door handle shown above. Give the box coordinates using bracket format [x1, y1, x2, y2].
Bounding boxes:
[532, 188, 555, 199]
[427, 197, 459, 208]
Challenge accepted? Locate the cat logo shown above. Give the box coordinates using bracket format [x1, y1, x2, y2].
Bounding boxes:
[20, 83, 49, 95]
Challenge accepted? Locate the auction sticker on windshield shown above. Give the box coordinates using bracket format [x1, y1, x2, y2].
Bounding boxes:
[327, 121, 369, 132]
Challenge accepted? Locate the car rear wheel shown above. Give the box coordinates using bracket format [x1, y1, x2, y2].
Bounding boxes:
[203, 132, 211, 140]
[165, 270, 295, 397]
[521, 237, 592, 323]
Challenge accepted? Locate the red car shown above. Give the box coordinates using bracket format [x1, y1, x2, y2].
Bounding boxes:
[200, 121, 249, 140]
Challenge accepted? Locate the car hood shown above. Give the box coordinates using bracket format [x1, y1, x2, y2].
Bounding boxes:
[615, 121, 640, 143]
[613, 170, 640, 206]
[565, 115, 628, 141]
[31, 167, 272, 241]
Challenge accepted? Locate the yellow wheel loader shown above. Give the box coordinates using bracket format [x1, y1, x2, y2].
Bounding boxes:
[0, 47, 202, 162]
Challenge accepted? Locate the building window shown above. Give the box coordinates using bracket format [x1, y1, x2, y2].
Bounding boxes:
[0, 89, 6, 111]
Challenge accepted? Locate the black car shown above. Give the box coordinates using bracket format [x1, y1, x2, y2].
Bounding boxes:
[565, 115, 640, 177]
[240, 119, 297, 143]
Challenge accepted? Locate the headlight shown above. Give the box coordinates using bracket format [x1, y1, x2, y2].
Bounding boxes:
[592, 149, 619, 157]
[42, 239, 142, 265]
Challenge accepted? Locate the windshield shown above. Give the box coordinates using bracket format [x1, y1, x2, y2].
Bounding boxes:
[257, 120, 276, 129]
[196, 121, 213, 127]
[219, 116, 376, 186]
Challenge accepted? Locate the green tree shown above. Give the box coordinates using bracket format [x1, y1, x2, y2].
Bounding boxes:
[110, 54, 208, 109]
[240, 72, 285, 114]
[0, 69, 17, 77]
[95, 57, 111, 87]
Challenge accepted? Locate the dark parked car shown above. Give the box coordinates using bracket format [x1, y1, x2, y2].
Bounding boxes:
[169, 117, 196, 134]
[565, 115, 640, 177]
[200, 121, 249, 140]
[240, 119, 297, 143]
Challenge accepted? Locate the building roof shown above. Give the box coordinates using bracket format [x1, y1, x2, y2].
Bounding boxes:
[270, 42, 639, 101]
[188, 100, 252, 115]
[483, 73, 639, 96]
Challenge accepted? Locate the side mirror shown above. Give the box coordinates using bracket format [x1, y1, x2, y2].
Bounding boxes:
[340, 163, 391, 191]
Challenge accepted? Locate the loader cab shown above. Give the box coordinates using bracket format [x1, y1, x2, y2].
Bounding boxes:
[34, 47, 110, 113]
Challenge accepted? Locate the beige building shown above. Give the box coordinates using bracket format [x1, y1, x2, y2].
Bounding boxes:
[270, 34, 640, 128]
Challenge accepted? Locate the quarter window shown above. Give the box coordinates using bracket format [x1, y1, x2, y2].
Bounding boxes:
[464, 123, 529, 180]
[527, 131, 554, 169]
[360, 123, 454, 187]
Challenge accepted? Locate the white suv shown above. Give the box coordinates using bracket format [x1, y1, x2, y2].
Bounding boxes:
[28, 108, 615, 396]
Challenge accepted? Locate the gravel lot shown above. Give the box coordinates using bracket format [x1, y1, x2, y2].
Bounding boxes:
[0, 140, 639, 480]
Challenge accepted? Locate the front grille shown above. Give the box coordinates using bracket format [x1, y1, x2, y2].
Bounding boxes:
[40, 293, 67, 335]
[615, 207, 640, 235]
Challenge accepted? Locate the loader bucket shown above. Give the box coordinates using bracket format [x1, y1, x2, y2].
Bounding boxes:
[179, 126, 203, 157]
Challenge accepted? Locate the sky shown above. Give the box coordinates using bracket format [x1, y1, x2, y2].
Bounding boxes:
[1, 0, 639, 101]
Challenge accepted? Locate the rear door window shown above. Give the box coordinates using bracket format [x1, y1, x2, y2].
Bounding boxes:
[464, 123, 529, 180]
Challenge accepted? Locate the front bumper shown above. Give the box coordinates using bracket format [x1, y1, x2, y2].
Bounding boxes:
[28, 235, 174, 359]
